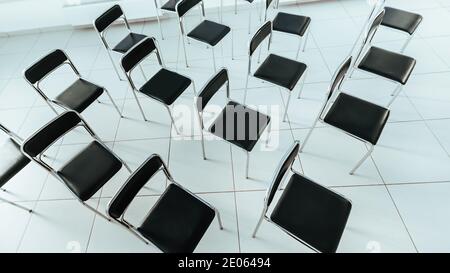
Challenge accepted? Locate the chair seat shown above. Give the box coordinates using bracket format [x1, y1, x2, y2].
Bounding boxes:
[57, 141, 122, 201]
[112, 33, 147, 54]
[381, 7, 423, 35]
[209, 101, 270, 152]
[0, 138, 30, 188]
[254, 54, 307, 90]
[273, 12, 311, 37]
[187, 20, 231, 46]
[358, 46, 416, 85]
[270, 173, 352, 253]
[137, 183, 215, 253]
[139, 68, 191, 106]
[161, 0, 179, 11]
[54, 79, 104, 113]
[324, 93, 390, 145]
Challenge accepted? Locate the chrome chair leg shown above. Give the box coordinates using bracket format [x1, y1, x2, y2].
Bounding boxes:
[139, 64, 148, 81]
[107, 50, 125, 81]
[252, 209, 265, 238]
[350, 145, 374, 175]
[104, 89, 123, 118]
[299, 118, 319, 153]
[181, 36, 189, 68]
[243, 75, 250, 104]
[0, 196, 33, 213]
[387, 84, 403, 107]
[400, 35, 413, 53]
[297, 70, 308, 99]
[302, 28, 310, 53]
[231, 30, 235, 60]
[154, 0, 165, 40]
[283, 91, 292, 122]
[246, 151, 250, 179]
[166, 106, 181, 136]
[132, 91, 148, 121]
[214, 208, 224, 230]
[212, 47, 217, 72]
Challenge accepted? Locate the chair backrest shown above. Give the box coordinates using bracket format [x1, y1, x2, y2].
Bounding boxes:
[249, 21, 272, 56]
[328, 56, 352, 101]
[94, 4, 124, 33]
[107, 154, 165, 219]
[176, 0, 203, 17]
[22, 111, 82, 158]
[363, 8, 385, 45]
[24, 49, 69, 85]
[265, 141, 300, 207]
[121, 37, 159, 73]
[196, 68, 229, 113]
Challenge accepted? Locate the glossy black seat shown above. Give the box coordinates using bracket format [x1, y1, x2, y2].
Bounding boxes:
[273, 12, 311, 37]
[209, 101, 271, 152]
[324, 93, 390, 145]
[381, 7, 423, 35]
[187, 20, 231, 46]
[138, 183, 215, 253]
[252, 142, 352, 253]
[112, 33, 147, 53]
[358, 46, 416, 85]
[0, 125, 33, 212]
[254, 54, 307, 91]
[58, 141, 122, 201]
[139, 68, 192, 106]
[107, 154, 222, 253]
[161, 0, 179, 11]
[22, 111, 131, 219]
[271, 173, 352, 253]
[54, 79, 104, 113]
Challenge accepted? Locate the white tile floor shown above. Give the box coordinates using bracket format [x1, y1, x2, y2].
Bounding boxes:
[1, 0, 450, 253]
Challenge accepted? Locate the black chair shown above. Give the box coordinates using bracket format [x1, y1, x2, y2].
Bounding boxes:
[175, 0, 233, 71]
[195, 68, 271, 179]
[244, 21, 308, 122]
[349, 9, 417, 107]
[0, 124, 33, 212]
[23, 49, 123, 118]
[94, 4, 148, 81]
[300, 56, 390, 175]
[252, 141, 352, 253]
[107, 154, 223, 253]
[263, 0, 311, 60]
[21, 111, 132, 220]
[120, 37, 196, 136]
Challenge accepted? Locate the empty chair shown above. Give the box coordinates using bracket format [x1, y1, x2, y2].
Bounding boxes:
[244, 21, 308, 121]
[0, 124, 33, 212]
[300, 57, 390, 175]
[120, 37, 195, 136]
[263, 0, 311, 59]
[195, 68, 271, 178]
[252, 141, 352, 253]
[94, 4, 148, 81]
[349, 9, 416, 107]
[21, 111, 132, 220]
[24, 49, 123, 117]
[107, 154, 223, 253]
[175, 0, 233, 71]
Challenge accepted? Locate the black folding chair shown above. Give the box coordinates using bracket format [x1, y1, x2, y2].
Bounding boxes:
[263, 0, 311, 60]
[175, 0, 233, 71]
[244, 21, 308, 122]
[0, 124, 33, 212]
[349, 9, 417, 107]
[23, 49, 123, 117]
[94, 4, 148, 81]
[21, 111, 132, 220]
[107, 154, 223, 253]
[195, 68, 271, 179]
[300, 56, 390, 175]
[252, 141, 352, 253]
[120, 37, 196, 136]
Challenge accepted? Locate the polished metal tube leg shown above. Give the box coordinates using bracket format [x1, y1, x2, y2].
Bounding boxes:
[350, 145, 374, 175]
[243, 75, 250, 104]
[215, 208, 224, 230]
[212, 47, 217, 72]
[167, 106, 181, 136]
[400, 35, 413, 53]
[248, 9, 252, 34]
[252, 210, 265, 238]
[231, 30, 235, 60]
[154, 0, 165, 40]
[0, 196, 32, 213]
[139, 64, 148, 81]
[246, 152, 250, 179]
[283, 92, 292, 122]
[297, 71, 308, 99]
[104, 90, 123, 118]
[132, 92, 148, 121]
[299, 119, 319, 153]
[387, 85, 403, 107]
[302, 29, 310, 53]
[107, 51, 124, 81]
